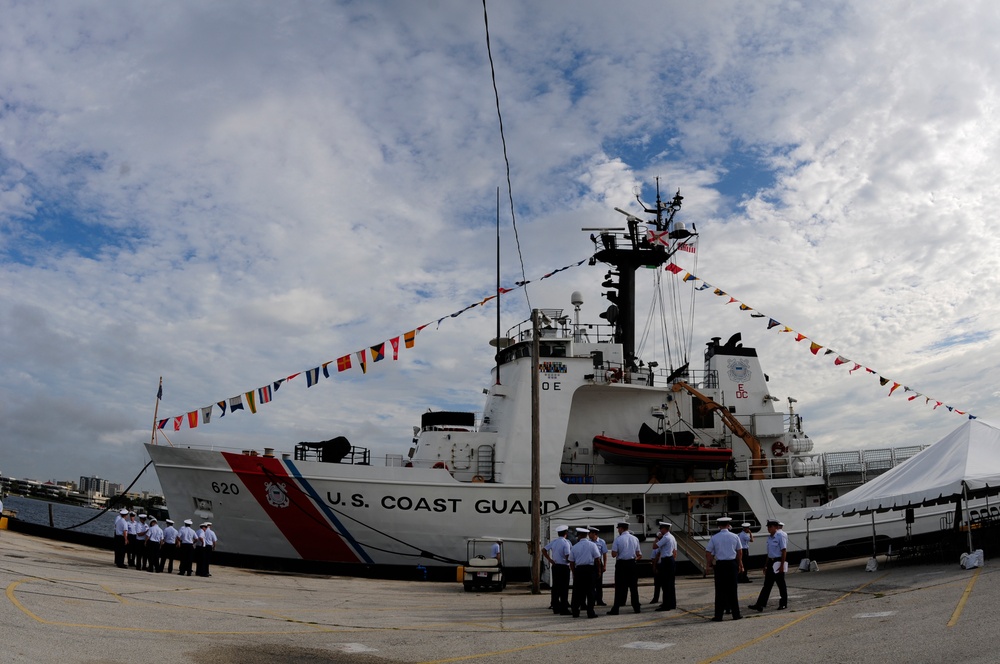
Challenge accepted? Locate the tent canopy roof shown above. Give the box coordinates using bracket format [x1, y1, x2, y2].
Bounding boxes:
[807, 419, 1000, 520]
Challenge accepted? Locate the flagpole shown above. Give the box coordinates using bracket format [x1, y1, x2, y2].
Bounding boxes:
[495, 186, 502, 385]
[150, 376, 162, 446]
[530, 309, 541, 595]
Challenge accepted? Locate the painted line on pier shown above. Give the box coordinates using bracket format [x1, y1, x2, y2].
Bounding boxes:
[697, 572, 890, 664]
[947, 565, 982, 628]
[101, 584, 128, 604]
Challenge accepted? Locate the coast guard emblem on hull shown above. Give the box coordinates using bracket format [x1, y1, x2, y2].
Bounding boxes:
[727, 358, 752, 383]
[264, 481, 290, 508]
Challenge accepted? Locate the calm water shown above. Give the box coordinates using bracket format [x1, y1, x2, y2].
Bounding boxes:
[3, 495, 119, 537]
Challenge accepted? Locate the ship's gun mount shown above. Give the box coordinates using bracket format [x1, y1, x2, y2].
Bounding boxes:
[670, 381, 766, 479]
[295, 436, 371, 465]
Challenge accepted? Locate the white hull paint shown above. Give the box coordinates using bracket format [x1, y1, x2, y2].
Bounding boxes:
[147, 442, 954, 569]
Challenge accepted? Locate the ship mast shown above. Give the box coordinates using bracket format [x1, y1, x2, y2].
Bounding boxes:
[595, 181, 685, 369]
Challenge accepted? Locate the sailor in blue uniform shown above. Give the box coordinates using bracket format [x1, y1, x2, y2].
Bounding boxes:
[705, 516, 743, 621]
[543, 525, 572, 614]
[607, 521, 642, 614]
[569, 527, 601, 618]
[202, 522, 218, 577]
[145, 518, 163, 572]
[177, 519, 196, 576]
[194, 523, 208, 576]
[588, 526, 608, 606]
[748, 519, 788, 612]
[653, 522, 677, 611]
[159, 519, 178, 573]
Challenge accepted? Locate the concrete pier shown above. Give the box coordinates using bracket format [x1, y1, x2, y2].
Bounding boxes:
[1, 530, 997, 663]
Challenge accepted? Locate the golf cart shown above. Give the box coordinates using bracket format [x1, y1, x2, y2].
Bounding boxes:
[463, 537, 505, 592]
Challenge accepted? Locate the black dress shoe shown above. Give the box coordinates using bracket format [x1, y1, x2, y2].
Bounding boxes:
[633, 607, 641, 614]
[654, 606, 670, 612]
[777, 603, 787, 610]
[747, 604, 763, 612]
[606, 609, 619, 615]
[732, 615, 743, 620]
[712, 617, 723, 622]
[596, 601, 607, 606]
[559, 610, 572, 616]
[587, 612, 598, 618]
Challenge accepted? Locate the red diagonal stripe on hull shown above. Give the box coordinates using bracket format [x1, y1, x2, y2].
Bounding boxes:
[223, 452, 360, 563]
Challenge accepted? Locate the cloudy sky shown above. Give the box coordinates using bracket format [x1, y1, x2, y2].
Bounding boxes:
[2, 1, 998, 493]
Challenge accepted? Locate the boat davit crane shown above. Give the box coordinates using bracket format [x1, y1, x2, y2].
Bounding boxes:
[670, 381, 767, 479]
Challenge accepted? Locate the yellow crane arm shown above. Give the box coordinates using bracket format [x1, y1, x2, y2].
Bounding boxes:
[670, 381, 766, 479]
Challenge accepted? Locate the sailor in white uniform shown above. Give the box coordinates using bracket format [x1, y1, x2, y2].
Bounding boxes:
[126, 512, 138, 567]
[134, 514, 149, 571]
[113, 508, 129, 568]
[738, 522, 754, 582]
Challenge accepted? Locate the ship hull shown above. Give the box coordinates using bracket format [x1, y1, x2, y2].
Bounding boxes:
[147, 444, 963, 571]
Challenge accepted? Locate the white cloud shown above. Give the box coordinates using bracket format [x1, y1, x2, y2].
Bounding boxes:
[1, 1, 998, 492]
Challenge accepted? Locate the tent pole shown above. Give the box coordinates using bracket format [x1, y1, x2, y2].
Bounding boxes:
[871, 512, 877, 558]
[964, 482, 972, 553]
[806, 518, 811, 562]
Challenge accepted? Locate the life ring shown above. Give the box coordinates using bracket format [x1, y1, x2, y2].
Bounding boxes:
[432, 461, 450, 470]
[605, 368, 623, 383]
[699, 498, 714, 509]
[771, 441, 787, 458]
[471, 475, 485, 483]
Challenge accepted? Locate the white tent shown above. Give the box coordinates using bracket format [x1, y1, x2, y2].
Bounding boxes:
[807, 419, 1000, 521]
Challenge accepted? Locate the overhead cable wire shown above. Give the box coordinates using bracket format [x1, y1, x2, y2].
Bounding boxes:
[482, 0, 530, 312]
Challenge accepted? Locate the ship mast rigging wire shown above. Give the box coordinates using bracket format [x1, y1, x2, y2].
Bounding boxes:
[482, 0, 530, 313]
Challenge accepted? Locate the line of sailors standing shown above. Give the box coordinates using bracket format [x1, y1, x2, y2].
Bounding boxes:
[113, 509, 218, 577]
[542, 520, 675, 619]
[543, 517, 787, 621]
